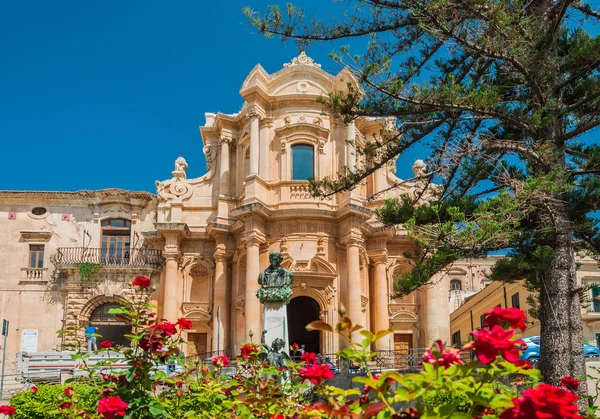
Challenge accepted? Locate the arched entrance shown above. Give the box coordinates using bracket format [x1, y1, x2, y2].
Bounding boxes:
[287, 296, 320, 354]
[90, 303, 131, 347]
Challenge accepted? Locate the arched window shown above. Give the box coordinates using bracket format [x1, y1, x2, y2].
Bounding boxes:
[101, 219, 131, 265]
[450, 279, 462, 291]
[291, 144, 314, 180]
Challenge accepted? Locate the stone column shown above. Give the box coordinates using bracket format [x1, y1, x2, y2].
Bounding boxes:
[244, 237, 261, 342]
[212, 250, 228, 352]
[373, 255, 391, 349]
[249, 113, 259, 176]
[346, 235, 363, 343]
[219, 137, 230, 195]
[163, 253, 179, 322]
[424, 273, 451, 345]
[374, 167, 386, 196]
[346, 121, 356, 170]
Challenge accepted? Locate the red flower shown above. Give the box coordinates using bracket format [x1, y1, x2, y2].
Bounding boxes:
[64, 387, 73, 397]
[59, 402, 71, 409]
[464, 325, 524, 364]
[155, 322, 177, 336]
[139, 337, 162, 352]
[176, 318, 193, 330]
[240, 343, 258, 359]
[31, 386, 37, 393]
[422, 340, 464, 368]
[0, 406, 16, 416]
[514, 360, 532, 370]
[131, 276, 151, 288]
[484, 307, 527, 331]
[98, 395, 129, 419]
[301, 352, 318, 365]
[291, 343, 299, 351]
[299, 363, 335, 385]
[100, 340, 113, 349]
[560, 376, 580, 391]
[270, 414, 285, 419]
[212, 355, 230, 368]
[499, 384, 581, 419]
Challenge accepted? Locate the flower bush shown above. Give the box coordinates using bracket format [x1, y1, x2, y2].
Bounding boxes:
[3, 276, 598, 418]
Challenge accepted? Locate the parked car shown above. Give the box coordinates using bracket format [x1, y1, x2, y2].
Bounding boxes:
[520, 336, 600, 367]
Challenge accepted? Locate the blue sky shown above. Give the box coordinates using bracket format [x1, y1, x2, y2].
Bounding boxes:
[0, 0, 423, 193]
[1, 2, 595, 193]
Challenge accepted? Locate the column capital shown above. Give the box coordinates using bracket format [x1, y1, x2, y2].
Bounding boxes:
[242, 231, 266, 248]
[247, 106, 265, 120]
[219, 136, 233, 145]
[369, 252, 388, 264]
[341, 232, 364, 248]
[163, 252, 180, 262]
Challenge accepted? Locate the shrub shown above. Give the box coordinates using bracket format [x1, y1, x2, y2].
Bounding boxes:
[2, 275, 595, 418]
[10, 384, 99, 419]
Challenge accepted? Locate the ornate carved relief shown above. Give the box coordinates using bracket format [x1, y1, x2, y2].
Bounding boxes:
[283, 51, 322, 69]
[235, 297, 245, 315]
[361, 295, 369, 313]
[181, 302, 212, 319]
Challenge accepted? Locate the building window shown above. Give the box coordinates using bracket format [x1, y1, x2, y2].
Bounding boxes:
[31, 207, 47, 216]
[101, 219, 131, 264]
[451, 331, 461, 346]
[593, 287, 600, 312]
[29, 245, 44, 268]
[511, 292, 520, 309]
[450, 279, 462, 291]
[480, 314, 487, 329]
[291, 144, 314, 180]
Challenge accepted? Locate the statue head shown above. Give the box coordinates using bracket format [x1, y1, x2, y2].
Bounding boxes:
[271, 338, 285, 352]
[269, 251, 284, 269]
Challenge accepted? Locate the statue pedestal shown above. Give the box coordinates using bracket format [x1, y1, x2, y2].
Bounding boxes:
[262, 301, 289, 355]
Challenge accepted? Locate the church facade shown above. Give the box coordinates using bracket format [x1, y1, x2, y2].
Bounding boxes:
[149, 52, 450, 357]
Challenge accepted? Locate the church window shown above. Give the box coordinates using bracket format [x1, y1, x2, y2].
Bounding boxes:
[450, 279, 462, 291]
[291, 144, 314, 180]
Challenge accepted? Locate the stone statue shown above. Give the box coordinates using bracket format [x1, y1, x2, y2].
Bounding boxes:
[256, 250, 294, 304]
[412, 159, 426, 178]
[258, 337, 289, 368]
[174, 156, 188, 174]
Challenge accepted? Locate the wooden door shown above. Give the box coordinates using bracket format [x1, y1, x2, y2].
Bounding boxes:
[187, 333, 207, 358]
[394, 334, 413, 368]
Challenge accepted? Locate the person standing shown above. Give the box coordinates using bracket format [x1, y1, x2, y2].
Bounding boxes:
[85, 323, 98, 352]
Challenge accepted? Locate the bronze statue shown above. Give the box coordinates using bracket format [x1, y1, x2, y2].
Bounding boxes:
[258, 337, 289, 368]
[256, 251, 294, 304]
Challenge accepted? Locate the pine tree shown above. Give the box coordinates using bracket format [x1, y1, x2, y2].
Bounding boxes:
[245, 0, 600, 394]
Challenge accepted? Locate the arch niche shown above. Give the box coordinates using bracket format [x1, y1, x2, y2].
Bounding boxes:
[82, 296, 132, 348]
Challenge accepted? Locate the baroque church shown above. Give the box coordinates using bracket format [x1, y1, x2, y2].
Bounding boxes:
[0, 53, 508, 372]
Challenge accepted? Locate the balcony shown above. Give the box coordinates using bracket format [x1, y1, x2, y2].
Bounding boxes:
[51, 247, 163, 270]
[20, 267, 48, 283]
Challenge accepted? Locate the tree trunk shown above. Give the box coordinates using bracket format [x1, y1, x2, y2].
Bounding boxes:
[538, 209, 588, 398]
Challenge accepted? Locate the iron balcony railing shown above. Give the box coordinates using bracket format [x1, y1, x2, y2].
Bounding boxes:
[51, 247, 163, 269]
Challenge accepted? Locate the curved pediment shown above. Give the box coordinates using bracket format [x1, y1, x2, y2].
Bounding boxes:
[389, 303, 418, 324]
[271, 78, 330, 97]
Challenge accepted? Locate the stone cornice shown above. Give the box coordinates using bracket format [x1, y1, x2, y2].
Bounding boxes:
[0, 189, 156, 203]
[20, 231, 53, 242]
